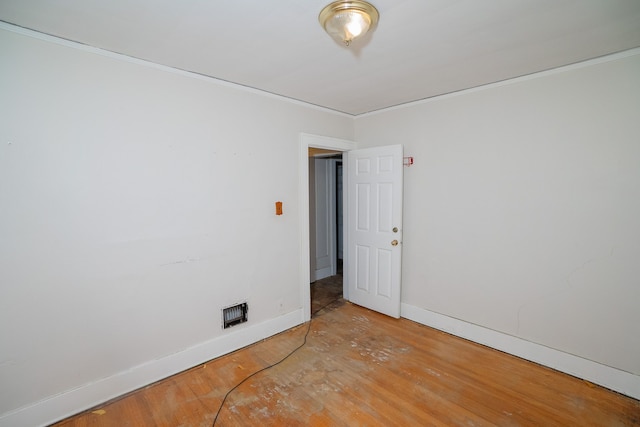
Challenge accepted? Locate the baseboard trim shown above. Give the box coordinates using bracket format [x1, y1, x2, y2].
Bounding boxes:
[401, 303, 640, 400]
[0, 309, 304, 427]
[313, 266, 334, 282]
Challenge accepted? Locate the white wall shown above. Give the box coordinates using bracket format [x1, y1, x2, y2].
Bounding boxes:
[355, 52, 640, 379]
[0, 26, 352, 424]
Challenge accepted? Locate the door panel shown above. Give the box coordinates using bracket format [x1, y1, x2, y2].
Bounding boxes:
[356, 183, 370, 230]
[347, 145, 403, 318]
[377, 248, 392, 297]
[356, 245, 370, 291]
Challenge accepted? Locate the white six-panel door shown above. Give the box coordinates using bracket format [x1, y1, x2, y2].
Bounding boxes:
[347, 145, 403, 318]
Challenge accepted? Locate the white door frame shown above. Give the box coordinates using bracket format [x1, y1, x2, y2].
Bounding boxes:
[299, 133, 356, 322]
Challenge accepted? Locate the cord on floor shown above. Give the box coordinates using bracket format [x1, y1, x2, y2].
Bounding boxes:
[211, 298, 341, 426]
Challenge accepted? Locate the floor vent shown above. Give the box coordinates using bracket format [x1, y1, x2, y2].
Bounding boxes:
[223, 303, 248, 329]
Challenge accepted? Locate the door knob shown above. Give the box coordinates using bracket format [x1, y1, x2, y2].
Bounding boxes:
[391, 240, 398, 246]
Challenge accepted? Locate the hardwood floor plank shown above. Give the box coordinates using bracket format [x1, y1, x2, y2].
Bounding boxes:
[53, 296, 640, 427]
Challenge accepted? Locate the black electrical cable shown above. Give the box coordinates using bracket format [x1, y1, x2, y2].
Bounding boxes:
[211, 298, 340, 426]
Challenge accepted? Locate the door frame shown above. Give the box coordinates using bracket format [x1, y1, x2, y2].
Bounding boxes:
[299, 133, 356, 321]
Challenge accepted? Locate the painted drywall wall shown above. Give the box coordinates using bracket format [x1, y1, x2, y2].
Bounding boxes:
[0, 27, 352, 421]
[354, 51, 640, 376]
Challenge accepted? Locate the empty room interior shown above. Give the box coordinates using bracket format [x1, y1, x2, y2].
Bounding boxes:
[1, 1, 640, 426]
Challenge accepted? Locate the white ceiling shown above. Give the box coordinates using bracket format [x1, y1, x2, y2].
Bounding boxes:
[2, 0, 640, 115]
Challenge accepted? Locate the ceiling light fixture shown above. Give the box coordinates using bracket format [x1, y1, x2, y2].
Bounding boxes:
[319, 0, 379, 46]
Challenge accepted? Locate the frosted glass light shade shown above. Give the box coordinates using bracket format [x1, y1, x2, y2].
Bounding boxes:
[319, 1, 379, 46]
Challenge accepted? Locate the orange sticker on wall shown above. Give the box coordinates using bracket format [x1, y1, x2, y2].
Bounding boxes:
[275, 201, 283, 215]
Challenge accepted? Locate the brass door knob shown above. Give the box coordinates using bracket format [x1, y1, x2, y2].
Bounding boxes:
[391, 240, 399, 246]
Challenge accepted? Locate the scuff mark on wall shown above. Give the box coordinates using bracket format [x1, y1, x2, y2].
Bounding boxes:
[159, 257, 203, 267]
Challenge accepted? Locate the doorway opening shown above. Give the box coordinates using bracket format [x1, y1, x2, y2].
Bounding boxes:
[301, 136, 404, 320]
[309, 153, 343, 315]
[298, 134, 356, 321]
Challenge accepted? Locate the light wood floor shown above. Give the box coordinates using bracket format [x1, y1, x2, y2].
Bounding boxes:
[54, 277, 639, 426]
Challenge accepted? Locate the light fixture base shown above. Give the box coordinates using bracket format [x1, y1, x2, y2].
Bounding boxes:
[319, 0, 379, 46]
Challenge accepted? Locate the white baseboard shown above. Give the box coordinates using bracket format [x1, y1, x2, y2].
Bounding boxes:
[313, 266, 334, 282]
[0, 309, 304, 427]
[401, 303, 640, 400]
